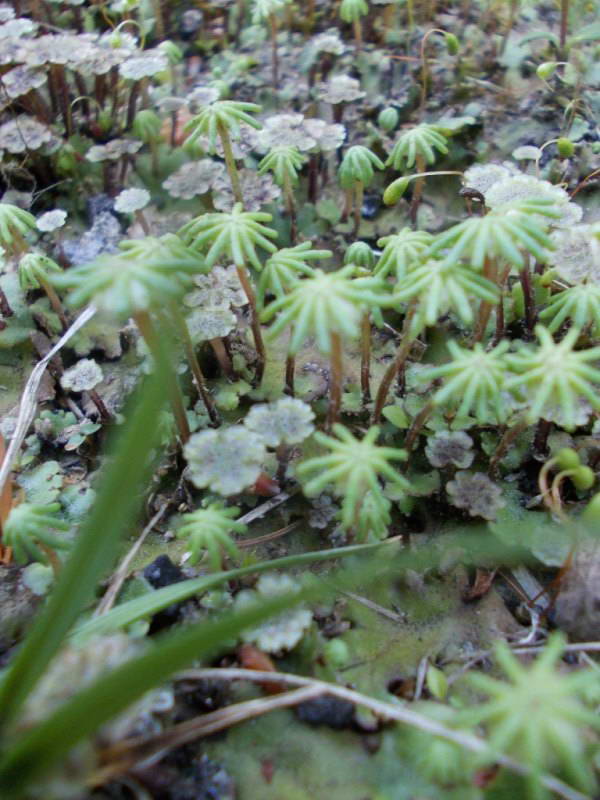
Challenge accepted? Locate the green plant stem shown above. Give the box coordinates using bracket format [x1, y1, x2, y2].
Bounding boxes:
[361, 312, 371, 405]
[133, 311, 190, 443]
[235, 264, 266, 385]
[169, 306, 220, 427]
[327, 331, 343, 431]
[353, 180, 364, 237]
[217, 121, 244, 206]
[373, 301, 418, 423]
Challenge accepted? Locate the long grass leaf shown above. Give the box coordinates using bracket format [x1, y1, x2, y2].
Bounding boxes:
[0, 367, 169, 729]
[72, 541, 386, 643]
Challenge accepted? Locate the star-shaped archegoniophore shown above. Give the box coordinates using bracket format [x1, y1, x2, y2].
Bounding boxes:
[429, 199, 559, 269]
[505, 325, 600, 430]
[258, 145, 307, 187]
[3, 502, 70, 565]
[260, 265, 384, 354]
[386, 123, 448, 169]
[459, 634, 600, 795]
[374, 228, 433, 281]
[176, 502, 247, 570]
[390, 259, 499, 335]
[0, 202, 36, 253]
[183, 100, 262, 153]
[338, 145, 384, 189]
[257, 242, 332, 306]
[297, 424, 410, 531]
[418, 340, 510, 424]
[539, 283, 600, 335]
[53, 235, 202, 316]
[178, 203, 279, 270]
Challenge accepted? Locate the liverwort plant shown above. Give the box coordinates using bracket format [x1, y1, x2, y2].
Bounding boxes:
[257, 242, 332, 395]
[386, 124, 448, 223]
[297, 424, 409, 539]
[183, 101, 263, 206]
[251, 0, 291, 88]
[505, 325, 600, 431]
[19, 252, 68, 331]
[338, 145, 384, 237]
[260, 266, 384, 427]
[339, 0, 369, 49]
[3, 502, 70, 574]
[459, 634, 600, 796]
[179, 204, 279, 385]
[258, 145, 307, 242]
[0, 202, 36, 258]
[53, 235, 205, 442]
[176, 502, 246, 571]
[374, 228, 433, 281]
[373, 259, 499, 422]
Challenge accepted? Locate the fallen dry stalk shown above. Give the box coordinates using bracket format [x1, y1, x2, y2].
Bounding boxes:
[95, 668, 588, 800]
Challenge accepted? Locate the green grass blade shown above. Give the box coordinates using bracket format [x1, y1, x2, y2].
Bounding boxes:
[72, 541, 386, 643]
[0, 370, 169, 730]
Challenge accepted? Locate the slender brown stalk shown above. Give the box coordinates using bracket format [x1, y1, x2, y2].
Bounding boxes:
[235, 265, 266, 385]
[519, 264, 536, 335]
[0, 287, 13, 319]
[37, 276, 69, 332]
[209, 337, 236, 380]
[283, 174, 297, 244]
[133, 311, 190, 443]
[353, 18, 363, 50]
[269, 14, 279, 89]
[560, 0, 568, 53]
[404, 401, 434, 454]
[88, 389, 112, 422]
[409, 155, 426, 227]
[285, 353, 295, 396]
[126, 80, 141, 130]
[353, 181, 364, 238]
[327, 332, 343, 431]
[473, 257, 498, 343]
[169, 307, 220, 427]
[489, 419, 528, 477]
[373, 301, 418, 423]
[217, 121, 243, 206]
[51, 64, 72, 137]
[360, 312, 371, 405]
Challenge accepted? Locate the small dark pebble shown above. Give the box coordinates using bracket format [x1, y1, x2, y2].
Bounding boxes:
[144, 554, 185, 589]
[361, 193, 380, 220]
[295, 695, 355, 729]
[143, 555, 188, 633]
[133, 750, 235, 800]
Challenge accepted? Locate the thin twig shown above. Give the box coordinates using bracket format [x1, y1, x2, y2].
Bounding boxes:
[154, 668, 588, 800]
[237, 520, 300, 549]
[92, 686, 321, 783]
[0, 306, 96, 498]
[94, 503, 170, 617]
